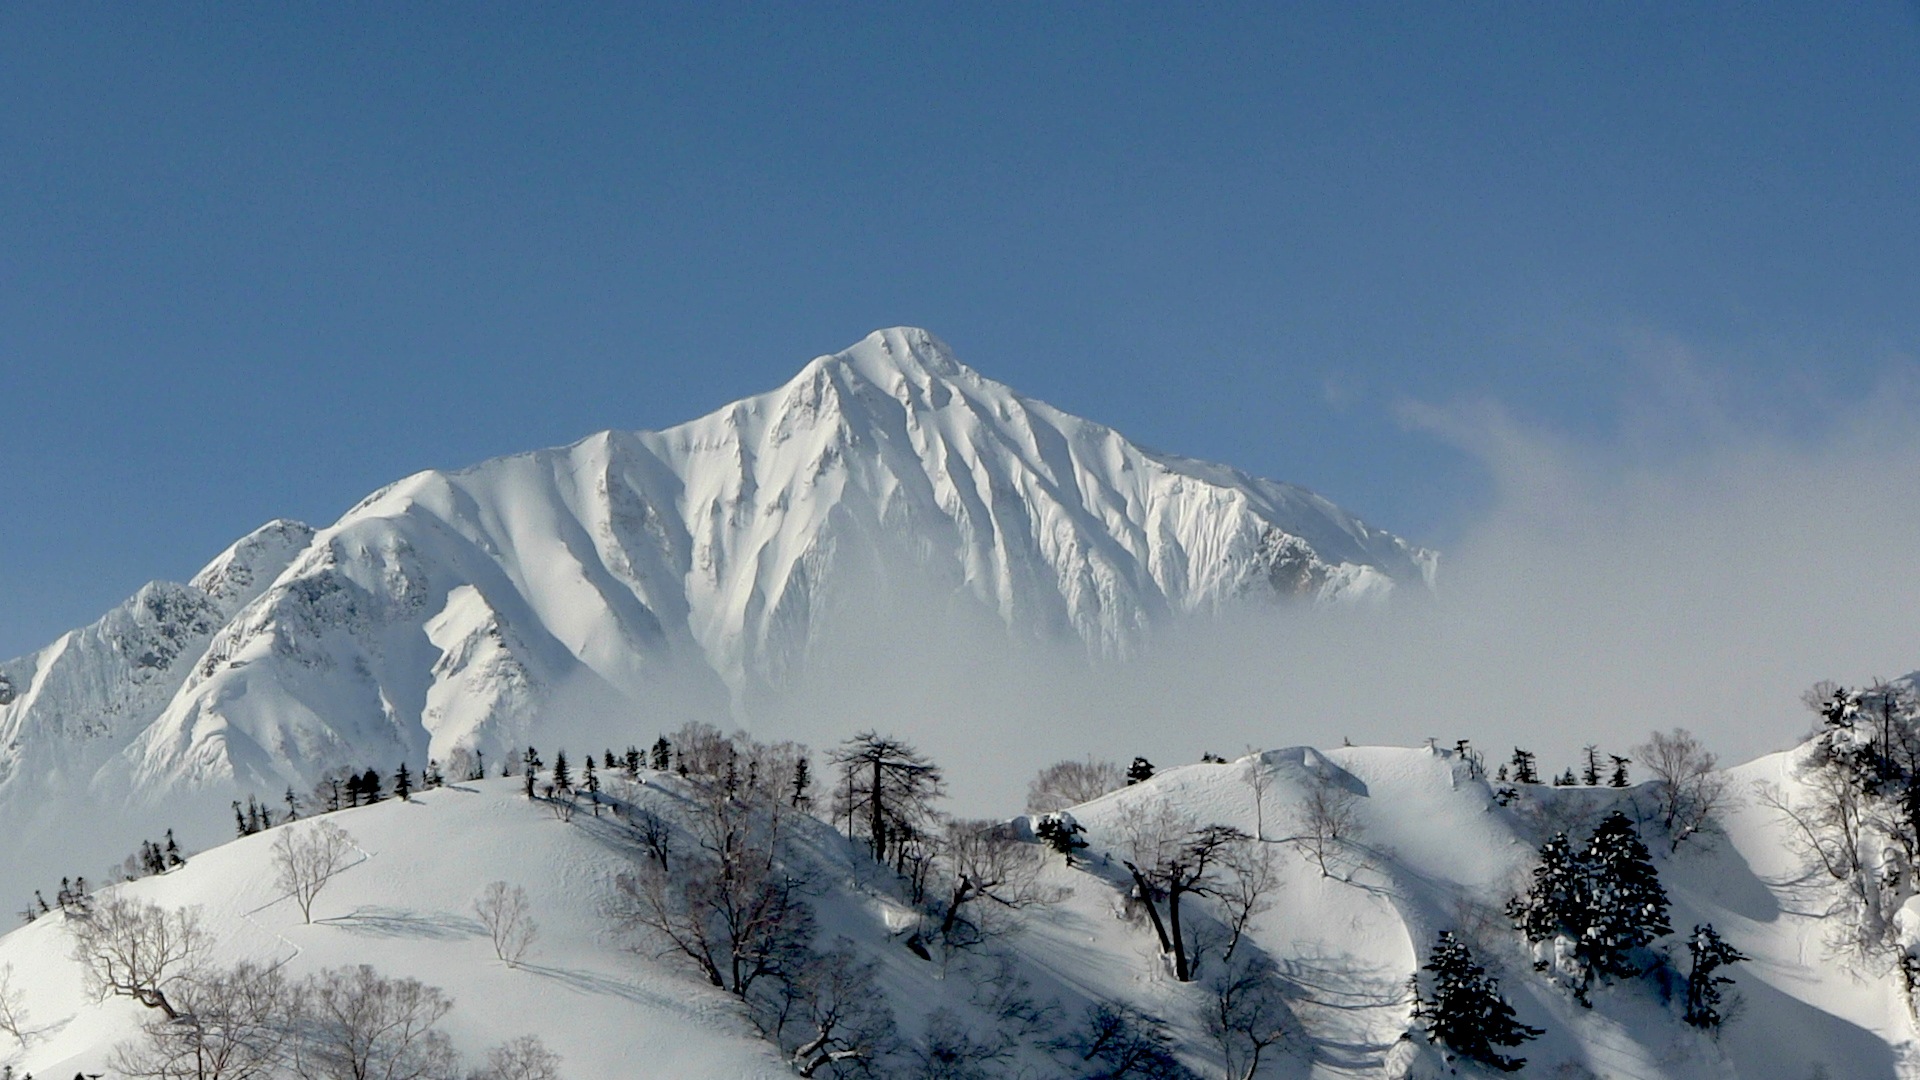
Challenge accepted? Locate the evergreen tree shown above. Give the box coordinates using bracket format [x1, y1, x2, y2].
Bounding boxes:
[625, 745, 642, 778]
[790, 756, 812, 809]
[473, 749, 486, 781]
[361, 767, 383, 803]
[344, 773, 363, 808]
[165, 829, 183, 868]
[1683, 923, 1747, 1029]
[1509, 748, 1539, 785]
[1608, 755, 1631, 788]
[1555, 768, 1577, 786]
[1126, 757, 1155, 785]
[1583, 811, 1671, 978]
[583, 755, 599, 797]
[285, 786, 300, 821]
[233, 800, 249, 838]
[1411, 931, 1540, 1072]
[1508, 832, 1589, 949]
[524, 747, 542, 798]
[552, 750, 572, 792]
[604, 749, 617, 770]
[328, 776, 343, 812]
[246, 795, 263, 834]
[394, 762, 412, 802]
[651, 736, 671, 772]
[1582, 745, 1602, 786]
[1034, 814, 1088, 861]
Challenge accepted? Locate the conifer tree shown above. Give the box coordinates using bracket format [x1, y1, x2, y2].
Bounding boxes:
[1509, 832, 1588, 949]
[345, 774, 362, 809]
[394, 762, 412, 802]
[1608, 755, 1631, 787]
[360, 768, 383, 803]
[524, 747, 542, 798]
[651, 736, 671, 772]
[1411, 931, 1540, 1072]
[790, 756, 812, 809]
[285, 787, 300, 821]
[1683, 923, 1747, 1029]
[604, 749, 617, 770]
[625, 745, 642, 778]
[583, 755, 599, 797]
[1582, 745, 1602, 786]
[165, 829, 184, 868]
[1509, 748, 1539, 785]
[1583, 811, 1671, 977]
[552, 750, 572, 793]
[1126, 757, 1155, 785]
[233, 800, 248, 838]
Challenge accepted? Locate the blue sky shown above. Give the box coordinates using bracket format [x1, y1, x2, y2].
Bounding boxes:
[3, 3, 1918, 660]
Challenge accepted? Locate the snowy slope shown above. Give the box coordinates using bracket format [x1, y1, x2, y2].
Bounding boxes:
[0, 328, 1432, 904]
[6, 740, 1915, 1080]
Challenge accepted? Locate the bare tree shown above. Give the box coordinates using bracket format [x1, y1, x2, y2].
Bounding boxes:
[1203, 956, 1293, 1080]
[1051, 1001, 1195, 1079]
[291, 965, 459, 1080]
[1243, 757, 1274, 842]
[1212, 839, 1279, 965]
[932, 819, 1052, 950]
[1123, 820, 1256, 982]
[753, 942, 897, 1077]
[272, 820, 359, 923]
[112, 960, 298, 1080]
[474, 882, 538, 966]
[469, 1035, 562, 1080]
[0, 963, 35, 1047]
[1025, 758, 1125, 814]
[1285, 772, 1365, 879]
[1633, 728, 1730, 852]
[608, 771, 815, 997]
[68, 895, 208, 1019]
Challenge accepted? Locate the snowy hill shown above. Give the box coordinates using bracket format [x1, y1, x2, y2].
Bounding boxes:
[0, 327, 1432, 905]
[3, 735, 1914, 1080]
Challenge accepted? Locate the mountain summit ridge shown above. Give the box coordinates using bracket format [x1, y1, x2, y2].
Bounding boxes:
[0, 328, 1431, 887]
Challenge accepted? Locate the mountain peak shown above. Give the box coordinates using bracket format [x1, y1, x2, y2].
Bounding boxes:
[824, 326, 979, 390]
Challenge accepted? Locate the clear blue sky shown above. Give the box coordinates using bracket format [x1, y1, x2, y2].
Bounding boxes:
[3, 3, 1918, 659]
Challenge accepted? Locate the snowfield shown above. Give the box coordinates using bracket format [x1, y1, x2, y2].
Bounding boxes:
[3, 737, 1915, 1079]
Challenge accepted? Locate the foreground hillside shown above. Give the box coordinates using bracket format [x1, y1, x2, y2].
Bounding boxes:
[3, 729, 1915, 1079]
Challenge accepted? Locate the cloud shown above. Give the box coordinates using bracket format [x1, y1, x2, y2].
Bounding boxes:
[756, 346, 1920, 816]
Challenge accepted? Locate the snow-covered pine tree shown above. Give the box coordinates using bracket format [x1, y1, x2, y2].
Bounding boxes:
[1127, 757, 1155, 785]
[582, 755, 598, 797]
[1583, 810, 1671, 979]
[1411, 931, 1540, 1072]
[1509, 831, 1589, 955]
[1684, 923, 1747, 1028]
[552, 751, 571, 793]
[1509, 749, 1539, 785]
[394, 762, 412, 802]
[651, 736, 671, 772]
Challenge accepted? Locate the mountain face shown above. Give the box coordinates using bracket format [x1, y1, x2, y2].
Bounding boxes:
[0, 328, 1431, 878]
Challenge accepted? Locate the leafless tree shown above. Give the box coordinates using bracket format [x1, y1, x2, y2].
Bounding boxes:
[0, 963, 34, 1047]
[112, 960, 298, 1080]
[1243, 757, 1275, 842]
[608, 771, 815, 997]
[1285, 772, 1365, 879]
[1212, 839, 1279, 965]
[932, 819, 1052, 950]
[67, 895, 208, 1019]
[1051, 1001, 1194, 1079]
[1122, 816, 1256, 982]
[290, 965, 460, 1080]
[272, 819, 358, 923]
[1633, 728, 1730, 852]
[469, 1035, 562, 1080]
[752, 942, 897, 1078]
[1202, 956, 1293, 1080]
[830, 732, 945, 871]
[474, 882, 538, 966]
[1025, 758, 1124, 814]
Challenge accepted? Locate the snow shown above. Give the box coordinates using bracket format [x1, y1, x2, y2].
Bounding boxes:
[3, 741, 1916, 1078]
[0, 328, 1431, 908]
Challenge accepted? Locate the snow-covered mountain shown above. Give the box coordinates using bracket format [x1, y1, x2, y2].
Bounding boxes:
[0, 328, 1431, 899]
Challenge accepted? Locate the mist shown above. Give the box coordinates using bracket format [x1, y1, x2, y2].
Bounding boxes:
[757, 358, 1920, 817]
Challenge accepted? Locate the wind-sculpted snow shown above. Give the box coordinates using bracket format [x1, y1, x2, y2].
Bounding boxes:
[0, 328, 1431, 899]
